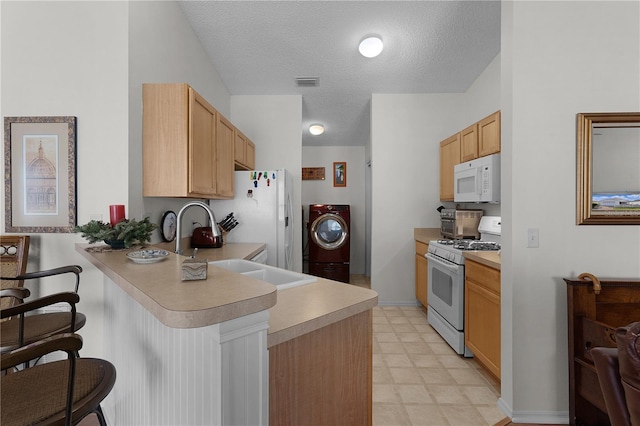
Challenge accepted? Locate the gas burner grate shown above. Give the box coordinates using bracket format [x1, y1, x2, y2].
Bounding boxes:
[436, 239, 456, 245]
[452, 241, 501, 251]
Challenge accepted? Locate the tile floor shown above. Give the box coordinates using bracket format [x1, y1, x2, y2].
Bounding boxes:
[371, 304, 504, 426]
[351, 274, 505, 425]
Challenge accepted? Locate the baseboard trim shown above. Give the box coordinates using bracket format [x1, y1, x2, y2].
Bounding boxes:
[511, 412, 569, 424]
[497, 397, 569, 424]
[497, 397, 513, 419]
[376, 301, 422, 307]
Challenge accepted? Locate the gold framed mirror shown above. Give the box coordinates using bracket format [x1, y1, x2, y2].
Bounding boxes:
[577, 112, 640, 225]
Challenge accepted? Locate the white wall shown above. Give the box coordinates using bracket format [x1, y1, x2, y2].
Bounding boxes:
[370, 93, 458, 304]
[230, 95, 304, 272]
[1, 0, 233, 358]
[130, 0, 232, 237]
[1, 1, 130, 358]
[302, 146, 367, 274]
[459, 53, 502, 128]
[500, 1, 640, 422]
[370, 53, 501, 305]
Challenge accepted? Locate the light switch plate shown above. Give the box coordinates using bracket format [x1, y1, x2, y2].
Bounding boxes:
[527, 228, 539, 248]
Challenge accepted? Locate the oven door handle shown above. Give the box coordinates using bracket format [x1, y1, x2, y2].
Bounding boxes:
[426, 253, 460, 272]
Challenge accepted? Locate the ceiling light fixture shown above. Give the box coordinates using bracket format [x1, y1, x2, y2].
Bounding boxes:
[358, 36, 383, 58]
[309, 124, 325, 136]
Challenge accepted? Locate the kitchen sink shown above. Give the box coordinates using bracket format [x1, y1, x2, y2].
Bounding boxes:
[209, 259, 317, 290]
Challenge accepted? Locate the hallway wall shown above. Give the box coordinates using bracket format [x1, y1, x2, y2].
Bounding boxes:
[499, 1, 640, 422]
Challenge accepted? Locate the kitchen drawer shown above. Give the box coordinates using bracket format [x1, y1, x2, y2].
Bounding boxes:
[415, 241, 429, 257]
[465, 260, 500, 294]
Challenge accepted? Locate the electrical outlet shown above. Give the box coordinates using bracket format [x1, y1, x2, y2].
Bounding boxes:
[527, 228, 539, 248]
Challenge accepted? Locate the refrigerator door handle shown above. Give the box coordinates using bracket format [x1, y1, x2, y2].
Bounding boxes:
[285, 190, 293, 270]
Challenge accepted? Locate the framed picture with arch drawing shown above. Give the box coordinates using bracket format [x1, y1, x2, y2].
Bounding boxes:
[4, 116, 77, 233]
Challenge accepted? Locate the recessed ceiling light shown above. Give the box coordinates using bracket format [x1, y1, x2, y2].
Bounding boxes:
[358, 36, 383, 58]
[309, 124, 325, 136]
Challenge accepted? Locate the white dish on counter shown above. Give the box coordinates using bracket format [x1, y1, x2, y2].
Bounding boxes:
[127, 249, 170, 264]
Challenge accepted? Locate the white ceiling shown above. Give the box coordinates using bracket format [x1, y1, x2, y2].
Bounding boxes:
[178, 1, 501, 147]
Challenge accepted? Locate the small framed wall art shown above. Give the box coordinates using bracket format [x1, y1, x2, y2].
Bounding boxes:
[4, 116, 77, 233]
[333, 162, 346, 187]
[302, 167, 326, 180]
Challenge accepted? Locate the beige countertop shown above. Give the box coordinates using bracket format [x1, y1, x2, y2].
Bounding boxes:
[414, 228, 442, 244]
[463, 251, 501, 270]
[267, 279, 377, 347]
[76, 241, 378, 346]
[152, 237, 266, 260]
[76, 242, 274, 329]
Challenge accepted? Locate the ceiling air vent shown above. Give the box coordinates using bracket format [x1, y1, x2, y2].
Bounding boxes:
[295, 77, 319, 87]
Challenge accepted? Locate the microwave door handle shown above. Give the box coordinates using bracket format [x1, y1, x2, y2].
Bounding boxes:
[477, 168, 483, 195]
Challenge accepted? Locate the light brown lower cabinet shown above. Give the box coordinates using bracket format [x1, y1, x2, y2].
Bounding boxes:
[464, 259, 500, 381]
[269, 310, 372, 425]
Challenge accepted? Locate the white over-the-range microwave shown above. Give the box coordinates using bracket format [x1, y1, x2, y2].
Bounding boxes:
[453, 153, 500, 203]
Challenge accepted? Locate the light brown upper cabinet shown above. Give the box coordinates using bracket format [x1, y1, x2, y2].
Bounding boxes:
[142, 83, 235, 199]
[460, 111, 501, 162]
[460, 123, 479, 162]
[246, 139, 255, 169]
[439, 110, 501, 201]
[478, 111, 501, 157]
[234, 129, 255, 170]
[215, 113, 235, 198]
[439, 133, 461, 201]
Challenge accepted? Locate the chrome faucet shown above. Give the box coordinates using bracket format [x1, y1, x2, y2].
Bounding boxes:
[175, 201, 221, 255]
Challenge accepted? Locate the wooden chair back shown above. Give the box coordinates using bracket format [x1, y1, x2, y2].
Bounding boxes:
[1, 301, 115, 426]
[1, 235, 30, 309]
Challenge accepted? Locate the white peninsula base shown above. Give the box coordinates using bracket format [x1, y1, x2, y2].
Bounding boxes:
[102, 278, 269, 425]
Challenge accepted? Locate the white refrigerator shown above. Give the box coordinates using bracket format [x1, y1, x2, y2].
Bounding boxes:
[210, 169, 294, 270]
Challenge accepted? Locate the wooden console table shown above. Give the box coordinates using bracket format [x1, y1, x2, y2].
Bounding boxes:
[564, 275, 640, 426]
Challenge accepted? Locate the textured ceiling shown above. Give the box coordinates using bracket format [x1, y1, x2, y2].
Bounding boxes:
[178, 1, 501, 147]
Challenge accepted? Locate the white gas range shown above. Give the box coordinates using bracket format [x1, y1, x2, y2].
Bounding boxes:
[426, 216, 501, 357]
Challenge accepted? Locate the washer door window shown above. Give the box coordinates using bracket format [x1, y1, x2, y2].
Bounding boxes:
[310, 214, 348, 250]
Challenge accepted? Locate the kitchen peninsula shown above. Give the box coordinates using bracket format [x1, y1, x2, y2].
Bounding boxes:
[76, 242, 377, 426]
